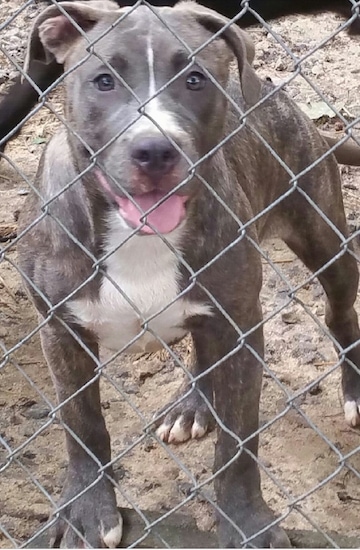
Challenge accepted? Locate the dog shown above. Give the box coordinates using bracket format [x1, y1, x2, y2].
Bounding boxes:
[0, 0, 360, 155]
[18, 1, 360, 547]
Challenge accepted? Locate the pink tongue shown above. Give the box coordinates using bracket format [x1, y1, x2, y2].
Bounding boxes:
[117, 191, 187, 234]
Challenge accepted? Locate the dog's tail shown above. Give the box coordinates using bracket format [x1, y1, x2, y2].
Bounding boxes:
[0, 60, 62, 154]
[320, 130, 360, 167]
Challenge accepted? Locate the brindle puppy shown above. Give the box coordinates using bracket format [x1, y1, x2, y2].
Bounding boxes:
[18, 1, 360, 547]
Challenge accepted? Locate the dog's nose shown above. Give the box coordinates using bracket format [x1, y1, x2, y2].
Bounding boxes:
[131, 137, 180, 177]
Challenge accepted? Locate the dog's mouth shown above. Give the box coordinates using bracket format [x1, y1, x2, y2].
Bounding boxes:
[117, 191, 188, 235]
[95, 169, 188, 235]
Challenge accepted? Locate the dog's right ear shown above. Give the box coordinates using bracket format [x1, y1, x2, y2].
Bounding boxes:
[24, 0, 118, 70]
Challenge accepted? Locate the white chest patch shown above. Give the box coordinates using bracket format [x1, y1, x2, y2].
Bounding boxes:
[67, 213, 212, 353]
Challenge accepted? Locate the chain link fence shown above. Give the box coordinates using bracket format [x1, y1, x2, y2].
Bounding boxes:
[1, 0, 360, 547]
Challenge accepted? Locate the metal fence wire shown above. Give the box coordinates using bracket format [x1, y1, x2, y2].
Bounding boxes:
[1, 0, 360, 547]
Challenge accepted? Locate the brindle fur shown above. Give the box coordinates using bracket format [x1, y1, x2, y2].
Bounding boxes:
[18, 1, 360, 547]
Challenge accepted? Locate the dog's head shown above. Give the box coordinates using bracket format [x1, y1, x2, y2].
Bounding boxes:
[27, 0, 261, 235]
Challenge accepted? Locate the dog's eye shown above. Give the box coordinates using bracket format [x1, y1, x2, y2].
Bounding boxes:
[94, 74, 115, 91]
[186, 71, 206, 91]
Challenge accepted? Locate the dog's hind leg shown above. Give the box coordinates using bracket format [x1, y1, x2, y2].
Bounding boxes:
[280, 170, 360, 427]
[155, 345, 215, 443]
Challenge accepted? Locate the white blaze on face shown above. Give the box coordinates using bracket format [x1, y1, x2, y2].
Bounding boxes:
[147, 32, 156, 98]
[124, 29, 186, 141]
[144, 29, 178, 133]
[144, 31, 171, 131]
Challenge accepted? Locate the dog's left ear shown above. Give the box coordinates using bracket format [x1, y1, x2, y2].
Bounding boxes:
[24, 0, 118, 70]
[180, 2, 261, 107]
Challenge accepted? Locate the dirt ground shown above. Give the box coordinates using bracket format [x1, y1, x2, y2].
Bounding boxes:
[1, 1, 360, 548]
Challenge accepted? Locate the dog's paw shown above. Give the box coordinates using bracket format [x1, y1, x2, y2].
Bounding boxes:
[154, 388, 214, 444]
[344, 399, 360, 427]
[217, 499, 290, 548]
[50, 468, 122, 548]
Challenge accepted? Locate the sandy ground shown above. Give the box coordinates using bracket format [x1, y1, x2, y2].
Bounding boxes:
[1, 2, 360, 547]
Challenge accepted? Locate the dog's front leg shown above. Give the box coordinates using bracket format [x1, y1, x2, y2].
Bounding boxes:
[41, 322, 122, 548]
[186, 232, 290, 548]
[193, 308, 289, 548]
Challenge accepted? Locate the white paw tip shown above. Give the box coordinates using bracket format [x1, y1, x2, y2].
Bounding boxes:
[168, 417, 190, 443]
[191, 420, 207, 440]
[156, 423, 172, 442]
[344, 400, 360, 427]
[102, 515, 123, 548]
